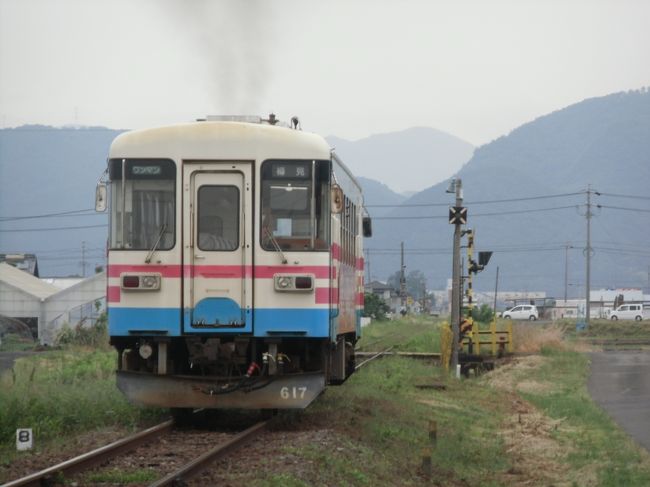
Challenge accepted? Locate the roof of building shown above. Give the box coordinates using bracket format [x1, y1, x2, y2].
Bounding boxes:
[0, 263, 58, 300]
[0, 253, 39, 277]
[365, 280, 394, 291]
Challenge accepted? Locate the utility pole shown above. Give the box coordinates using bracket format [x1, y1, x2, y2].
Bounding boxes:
[584, 186, 595, 326]
[400, 241, 406, 312]
[564, 243, 572, 303]
[493, 266, 500, 314]
[448, 178, 463, 372]
[81, 241, 87, 278]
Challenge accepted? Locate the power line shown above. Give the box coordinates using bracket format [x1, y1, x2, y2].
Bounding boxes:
[0, 208, 98, 221]
[0, 224, 108, 233]
[597, 205, 650, 214]
[366, 191, 583, 208]
[599, 192, 650, 201]
[372, 205, 578, 220]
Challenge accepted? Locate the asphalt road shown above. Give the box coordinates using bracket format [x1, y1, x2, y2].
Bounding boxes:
[588, 351, 650, 451]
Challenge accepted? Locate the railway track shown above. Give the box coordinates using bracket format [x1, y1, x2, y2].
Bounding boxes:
[355, 347, 394, 370]
[2, 417, 270, 487]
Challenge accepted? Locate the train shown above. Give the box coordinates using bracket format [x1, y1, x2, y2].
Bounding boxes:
[95, 114, 371, 413]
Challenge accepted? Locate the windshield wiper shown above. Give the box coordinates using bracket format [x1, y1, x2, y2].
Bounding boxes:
[145, 223, 167, 263]
[263, 225, 288, 264]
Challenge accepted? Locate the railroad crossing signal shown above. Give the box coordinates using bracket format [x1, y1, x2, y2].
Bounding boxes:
[448, 206, 467, 225]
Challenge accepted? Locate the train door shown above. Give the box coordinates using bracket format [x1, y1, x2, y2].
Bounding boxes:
[182, 163, 253, 333]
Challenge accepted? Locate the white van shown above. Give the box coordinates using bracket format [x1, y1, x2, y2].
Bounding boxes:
[609, 304, 647, 321]
[502, 305, 539, 321]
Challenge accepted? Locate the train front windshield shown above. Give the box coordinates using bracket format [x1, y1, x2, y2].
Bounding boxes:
[108, 158, 176, 250]
[261, 160, 330, 251]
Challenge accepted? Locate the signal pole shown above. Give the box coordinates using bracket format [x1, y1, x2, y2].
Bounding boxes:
[449, 179, 463, 372]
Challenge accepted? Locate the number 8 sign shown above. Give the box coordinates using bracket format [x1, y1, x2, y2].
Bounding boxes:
[16, 428, 33, 451]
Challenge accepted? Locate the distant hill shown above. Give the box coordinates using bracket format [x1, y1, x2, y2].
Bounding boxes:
[327, 127, 475, 194]
[367, 89, 650, 296]
[357, 177, 406, 217]
[0, 125, 124, 277]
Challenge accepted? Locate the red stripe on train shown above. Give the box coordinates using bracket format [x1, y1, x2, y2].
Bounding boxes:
[108, 264, 331, 279]
[315, 287, 340, 304]
[107, 286, 121, 303]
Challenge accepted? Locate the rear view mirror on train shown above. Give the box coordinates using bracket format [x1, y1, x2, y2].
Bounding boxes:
[331, 185, 343, 213]
[95, 182, 107, 212]
[362, 216, 372, 237]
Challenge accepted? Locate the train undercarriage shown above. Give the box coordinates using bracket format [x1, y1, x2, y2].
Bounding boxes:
[110, 334, 357, 410]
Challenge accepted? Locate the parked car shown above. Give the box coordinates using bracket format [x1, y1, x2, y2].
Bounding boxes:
[502, 305, 539, 321]
[609, 304, 647, 321]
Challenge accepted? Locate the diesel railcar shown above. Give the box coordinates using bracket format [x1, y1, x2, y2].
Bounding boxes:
[96, 115, 371, 411]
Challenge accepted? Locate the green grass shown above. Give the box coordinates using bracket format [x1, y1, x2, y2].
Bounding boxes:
[357, 315, 444, 352]
[565, 319, 650, 340]
[84, 468, 158, 483]
[0, 334, 36, 352]
[269, 357, 511, 486]
[0, 348, 165, 471]
[517, 346, 650, 486]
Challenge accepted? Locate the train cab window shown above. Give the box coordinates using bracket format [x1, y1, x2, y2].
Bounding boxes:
[261, 160, 330, 251]
[197, 186, 239, 251]
[108, 159, 175, 250]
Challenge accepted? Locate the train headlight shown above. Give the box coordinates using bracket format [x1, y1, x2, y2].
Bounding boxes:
[274, 274, 314, 292]
[121, 273, 161, 291]
[141, 275, 161, 289]
[276, 276, 292, 289]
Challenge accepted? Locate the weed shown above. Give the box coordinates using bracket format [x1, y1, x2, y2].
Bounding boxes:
[0, 349, 165, 463]
[85, 468, 158, 483]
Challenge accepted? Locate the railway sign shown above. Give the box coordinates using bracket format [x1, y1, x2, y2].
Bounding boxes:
[16, 428, 33, 451]
[448, 206, 467, 225]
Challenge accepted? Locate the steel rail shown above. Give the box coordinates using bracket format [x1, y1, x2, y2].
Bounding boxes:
[355, 347, 394, 370]
[148, 420, 270, 487]
[355, 351, 441, 360]
[3, 420, 174, 487]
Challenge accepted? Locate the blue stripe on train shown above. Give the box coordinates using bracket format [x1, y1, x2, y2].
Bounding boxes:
[108, 307, 330, 337]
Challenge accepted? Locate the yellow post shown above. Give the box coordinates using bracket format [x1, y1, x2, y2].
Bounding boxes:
[440, 322, 452, 372]
[490, 318, 497, 356]
[507, 320, 514, 354]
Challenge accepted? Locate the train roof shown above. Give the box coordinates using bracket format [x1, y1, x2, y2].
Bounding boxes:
[109, 119, 364, 203]
[110, 120, 332, 163]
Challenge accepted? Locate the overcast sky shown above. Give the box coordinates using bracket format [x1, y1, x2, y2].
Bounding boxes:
[1, 0, 649, 146]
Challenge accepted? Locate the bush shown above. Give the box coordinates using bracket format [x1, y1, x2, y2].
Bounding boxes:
[363, 293, 391, 320]
[471, 304, 494, 323]
[56, 313, 109, 349]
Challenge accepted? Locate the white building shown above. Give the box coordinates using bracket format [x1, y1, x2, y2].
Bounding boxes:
[0, 263, 106, 344]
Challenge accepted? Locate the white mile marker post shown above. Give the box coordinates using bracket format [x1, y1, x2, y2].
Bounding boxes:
[16, 428, 33, 451]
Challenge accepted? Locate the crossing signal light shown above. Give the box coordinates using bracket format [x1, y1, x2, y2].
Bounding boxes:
[478, 251, 493, 267]
[468, 252, 493, 274]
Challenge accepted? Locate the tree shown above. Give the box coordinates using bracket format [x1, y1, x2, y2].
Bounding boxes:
[386, 269, 428, 299]
[471, 304, 494, 323]
[363, 293, 390, 320]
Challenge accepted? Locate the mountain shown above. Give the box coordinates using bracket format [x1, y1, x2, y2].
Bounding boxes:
[0, 125, 125, 277]
[327, 127, 475, 194]
[356, 177, 406, 217]
[367, 89, 650, 296]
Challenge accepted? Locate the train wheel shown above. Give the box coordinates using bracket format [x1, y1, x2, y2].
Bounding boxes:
[171, 407, 194, 427]
[261, 408, 278, 420]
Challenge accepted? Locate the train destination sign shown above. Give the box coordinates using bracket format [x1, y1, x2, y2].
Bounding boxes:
[269, 162, 311, 179]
